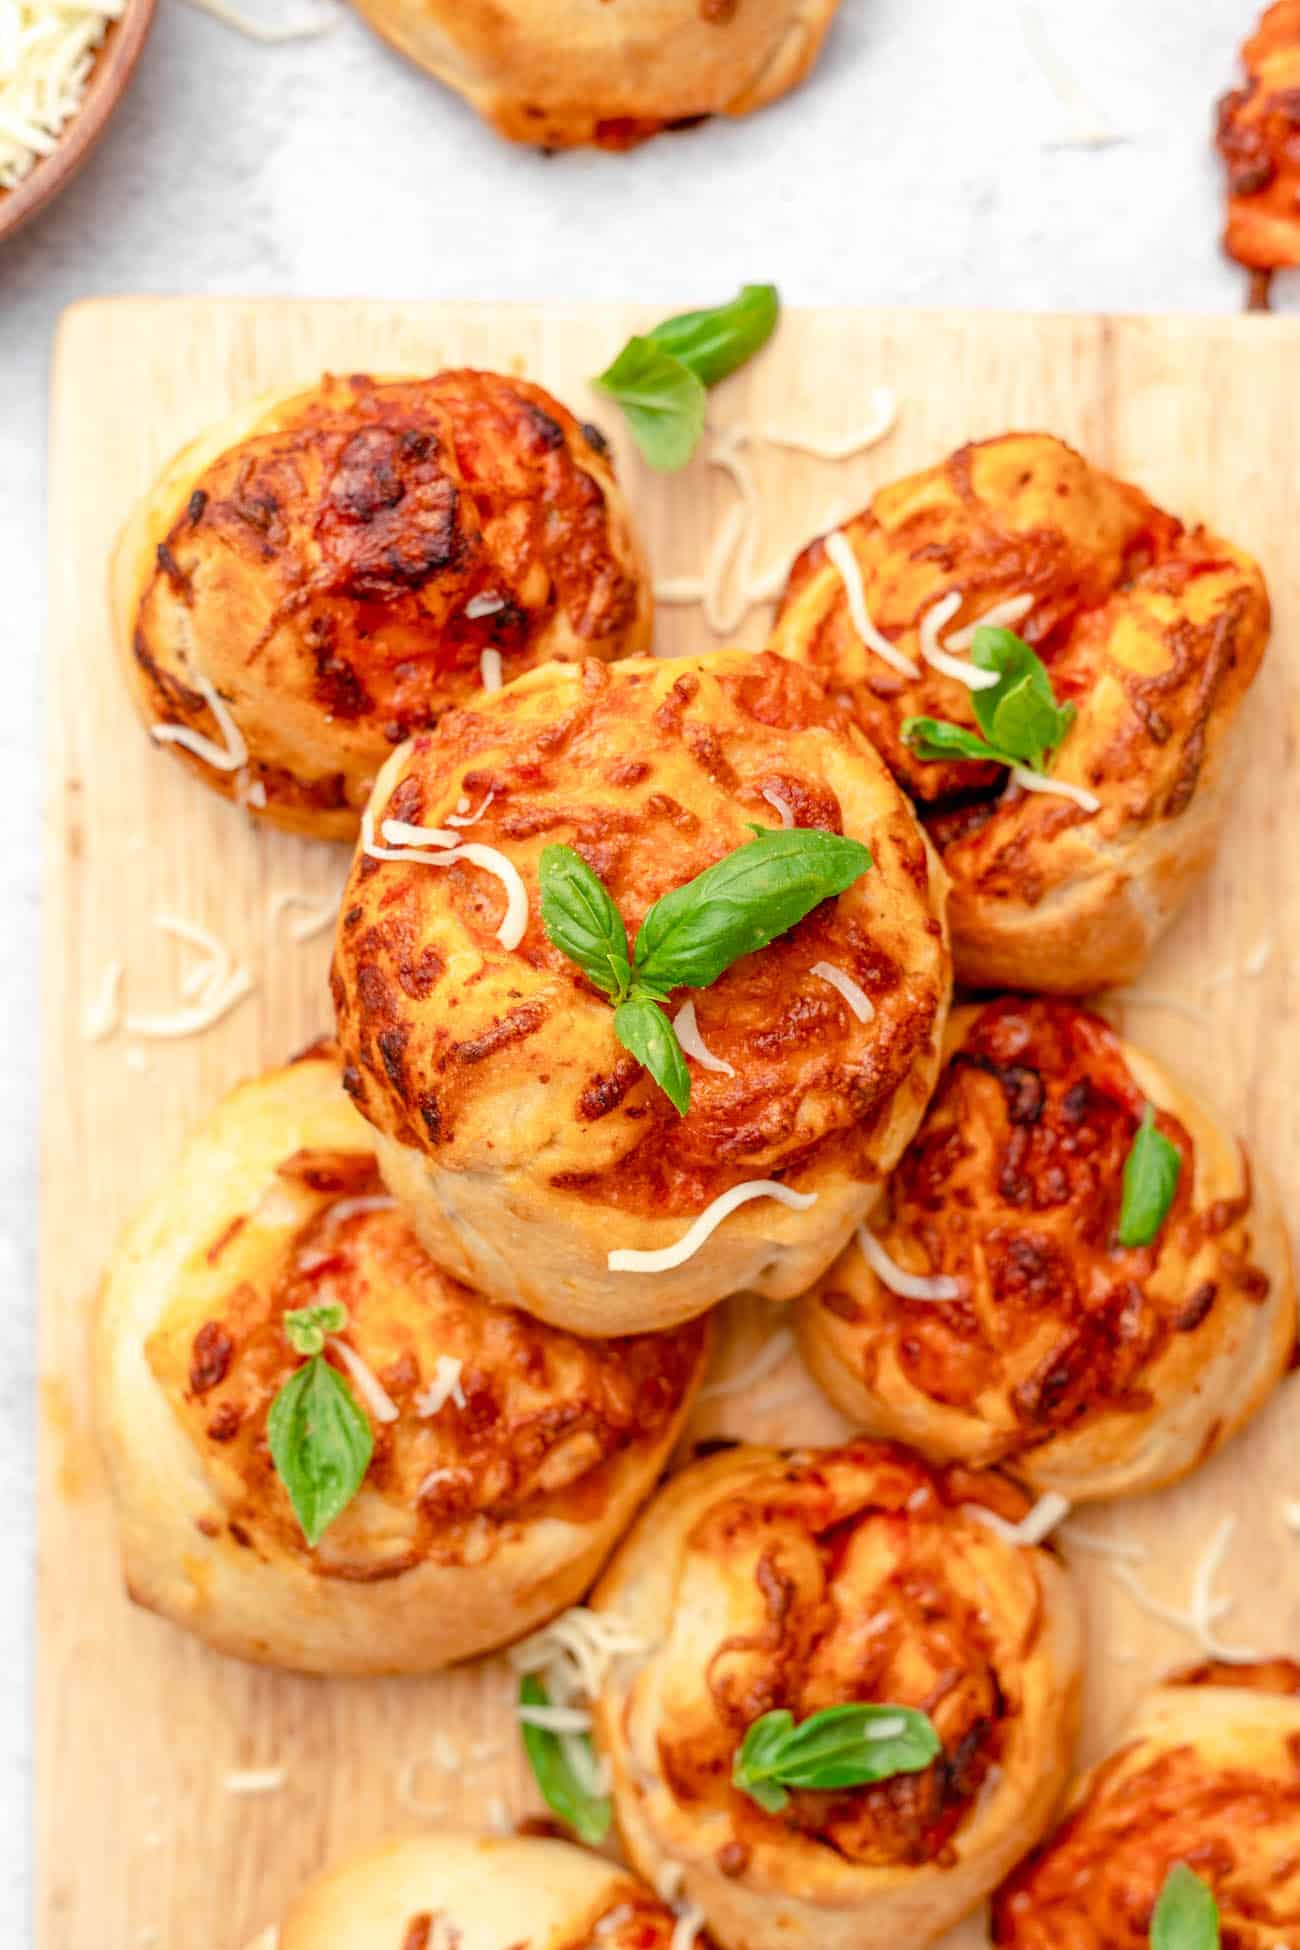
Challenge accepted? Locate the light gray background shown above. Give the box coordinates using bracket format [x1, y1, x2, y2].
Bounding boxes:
[1, 0, 1295, 1922]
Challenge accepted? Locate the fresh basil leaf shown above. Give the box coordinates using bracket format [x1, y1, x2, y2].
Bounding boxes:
[646, 283, 780, 388]
[267, 1353, 373, 1548]
[283, 1299, 349, 1357]
[1150, 1863, 1220, 1950]
[633, 827, 872, 993]
[733, 1704, 941, 1814]
[613, 995, 691, 1115]
[518, 1675, 612, 1845]
[539, 843, 633, 1001]
[902, 716, 1018, 769]
[593, 336, 708, 473]
[971, 628, 1074, 769]
[1117, 1102, 1182, 1248]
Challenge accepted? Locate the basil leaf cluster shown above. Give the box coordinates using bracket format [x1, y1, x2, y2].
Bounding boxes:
[539, 825, 872, 1114]
[517, 1675, 612, 1845]
[594, 284, 779, 471]
[1117, 1101, 1182, 1248]
[903, 626, 1077, 777]
[732, 1703, 941, 1814]
[1150, 1863, 1220, 1949]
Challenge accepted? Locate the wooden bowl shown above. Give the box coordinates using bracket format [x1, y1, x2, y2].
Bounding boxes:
[0, 0, 158, 244]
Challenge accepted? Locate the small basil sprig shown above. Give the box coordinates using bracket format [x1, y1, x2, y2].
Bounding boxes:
[733, 1704, 941, 1814]
[903, 626, 1076, 776]
[594, 283, 780, 471]
[1117, 1102, 1181, 1248]
[518, 1675, 612, 1845]
[539, 825, 872, 1113]
[1150, 1863, 1219, 1950]
[267, 1302, 373, 1547]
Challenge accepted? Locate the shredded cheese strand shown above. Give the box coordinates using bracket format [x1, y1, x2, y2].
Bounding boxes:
[380, 817, 459, 850]
[178, 0, 337, 40]
[516, 1703, 593, 1735]
[825, 531, 920, 678]
[761, 387, 897, 462]
[479, 648, 503, 691]
[361, 808, 529, 950]
[918, 591, 1000, 691]
[415, 1355, 466, 1417]
[944, 592, 1035, 652]
[327, 1339, 399, 1424]
[82, 960, 123, 1041]
[857, 1223, 960, 1302]
[608, 1181, 817, 1274]
[760, 785, 796, 829]
[965, 1492, 1071, 1548]
[1007, 765, 1101, 814]
[697, 1327, 795, 1402]
[811, 960, 875, 1022]
[267, 889, 340, 943]
[150, 667, 248, 773]
[1110, 1515, 1260, 1662]
[672, 999, 735, 1078]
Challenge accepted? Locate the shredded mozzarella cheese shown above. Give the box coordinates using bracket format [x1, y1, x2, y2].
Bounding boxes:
[466, 593, 506, 619]
[83, 959, 123, 1041]
[811, 960, 875, 1022]
[669, 1908, 707, 1950]
[380, 817, 459, 850]
[267, 889, 340, 942]
[944, 592, 1035, 652]
[0, 0, 124, 190]
[1109, 1515, 1260, 1662]
[918, 591, 1000, 690]
[446, 789, 495, 828]
[824, 531, 920, 678]
[608, 1180, 817, 1274]
[415, 1355, 466, 1417]
[327, 1339, 399, 1424]
[510, 1607, 649, 1705]
[327, 1195, 396, 1222]
[179, 0, 336, 38]
[857, 1224, 960, 1302]
[965, 1492, 1071, 1548]
[1007, 765, 1101, 814]
[1058, 1525, 1149, 1564]
[672, 999, 735, 1078]
[361, 809, 528, 951]
[150, 667, 248, 773]
[760, 785, 796, 829]
[1283, 1502, 1300, 1533]
[698, 1327, 795, 1402]
[761, 387, 897, 462]
[479, 648, 503, 691]
[222, 1767, 286, 1795]
[516, 1703, 593, 1735]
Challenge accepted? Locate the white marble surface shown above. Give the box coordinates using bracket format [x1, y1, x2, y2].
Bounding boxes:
[2, 0, 1296, 1928]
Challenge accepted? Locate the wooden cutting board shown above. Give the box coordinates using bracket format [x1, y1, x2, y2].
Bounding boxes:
[39, 300, 1300, 1950]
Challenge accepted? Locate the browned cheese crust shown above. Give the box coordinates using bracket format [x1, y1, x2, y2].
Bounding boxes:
[797, 998, 1296, 1502]
[993, 1661, 1300, 1948]
[113, 370, 651, 838]
[766, 433, 1270, 991]
[94, 1045, 707, 1674]
[261, 1832, 707, 1950]
[1216, 1, 1300, 271]
[343, 0, 842, 150]
[331, 650, 952, 1334]
[591, 1440, 1083, 1950]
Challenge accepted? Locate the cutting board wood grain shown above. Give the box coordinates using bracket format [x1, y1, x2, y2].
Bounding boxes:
[39, 300, 1300, 1950]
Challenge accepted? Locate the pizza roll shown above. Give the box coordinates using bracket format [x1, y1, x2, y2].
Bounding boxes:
[1216, 2, 1300, 272]
[798, 998, 1295, 1503]
[113, 370, 651, 839]
[766, 433, 1270, 991]
[344, 0, 842, 150]
[331, 650, 951, 1337]
[93, 1044, 706, 1674]
[590, 1439, 1083, 1950]
[246, 1831, 701, 1950]
[992, 1659, 1300, 1946]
